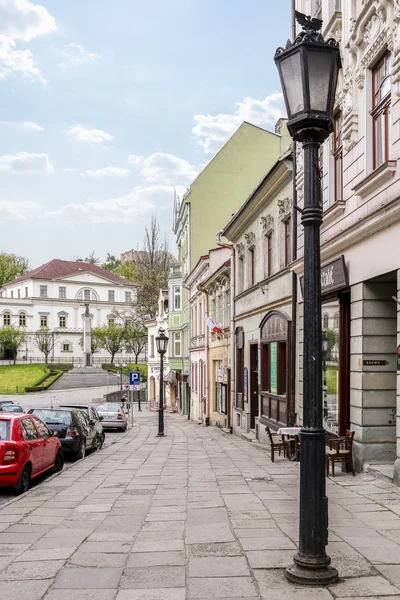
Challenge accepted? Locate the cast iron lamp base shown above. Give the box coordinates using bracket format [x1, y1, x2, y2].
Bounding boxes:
[286, 554, 338, 585]
[157, 432, 164, 437]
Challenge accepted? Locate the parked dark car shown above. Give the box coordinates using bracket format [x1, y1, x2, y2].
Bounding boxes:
[0, 405, 23, 413]
[0, 400, 14, 407]
[59, 404, 105, 445]
[28, 408, 101, 460]
[0, 413, 63, 493]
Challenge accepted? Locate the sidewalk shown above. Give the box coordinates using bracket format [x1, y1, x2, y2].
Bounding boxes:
[1, 411, 400, 599]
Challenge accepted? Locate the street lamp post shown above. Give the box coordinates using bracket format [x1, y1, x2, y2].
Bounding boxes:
[274, 11, 341, 586]
[116, 362, 127, 391]
[156, 328, 169, 437]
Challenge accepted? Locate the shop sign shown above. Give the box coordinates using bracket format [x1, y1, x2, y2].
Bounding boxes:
[300, 256, 348, 296]
[363, 359, 389, 366]
[270, 342, 278, 394]
[243, 367, 248, 402]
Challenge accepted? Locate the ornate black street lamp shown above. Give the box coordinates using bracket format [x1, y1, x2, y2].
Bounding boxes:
[275, 11, 341, 586]
[156, 328, 169, 437]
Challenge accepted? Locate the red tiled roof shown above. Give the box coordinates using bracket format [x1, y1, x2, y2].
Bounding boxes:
[3, 259, 138, 287]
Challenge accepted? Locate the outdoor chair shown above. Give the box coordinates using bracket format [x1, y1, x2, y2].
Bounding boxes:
[326, 429, 355, 477]
[265, 426, 288, 463]
[293, 434, 301, 462]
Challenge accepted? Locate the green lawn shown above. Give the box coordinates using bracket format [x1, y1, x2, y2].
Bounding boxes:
[326, 365, 338, 395]
[0, 364, 50, 395]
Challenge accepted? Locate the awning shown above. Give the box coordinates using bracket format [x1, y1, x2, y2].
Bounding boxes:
[165, 371, 177, 384]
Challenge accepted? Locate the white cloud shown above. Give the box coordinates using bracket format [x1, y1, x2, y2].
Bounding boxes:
[0, 0, 56, 42]
[128, 152, 197, 185]
[0, 151, 54, 174]
[45, 184, 173, 224]
[0, 199, 42, 220]
[82, 166, 130, 178]
[193, 93, 286, 154]
[58, 43, 100, 69]
[0, 1, 56, 82]
[68, 124, 114, 145]
[4, 120, 43, 131]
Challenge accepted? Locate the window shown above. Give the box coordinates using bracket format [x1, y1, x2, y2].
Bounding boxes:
[25, 287, 28, 298]
[21, 418, 39, 441]
[333, 312, 339, 330]
[40, 315, 48, 327]
[211, 297, 216, 322]
[174, 332, 181, 357]
[224, 289, 230, 328]
[333, 112, 343, 202]
[84, 289, 90, 301]
[173, 286, 181, 310]
[285, 218, 291, 267]
[3, 312, 10, 326]
[19, 313, 26, 327]
[33, 417, 51, 439]
[108, 318, 115, 324]
[18, 289, 20, 299]
[125, 292, 132, 303]
[150, 335, 155, 357]
[108, 290, 115, 302]
[323, 313, 329, 329]
[217, 294, 222, 325]
[40, 285, 47, 298]
[265, 234, 272, 278]
[59, 287, 66, 299]
[59, 316, 67, 328]
[238, 256, 244, 293]
[62, 343, 71, 352]
[372, 52, 391, 169]
[248, 248, 255, 287]
[10, 291, 13, 298]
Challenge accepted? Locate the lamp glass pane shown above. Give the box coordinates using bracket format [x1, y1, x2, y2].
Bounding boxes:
[279, 51, 304, 116]
[306, 48, 334, 113]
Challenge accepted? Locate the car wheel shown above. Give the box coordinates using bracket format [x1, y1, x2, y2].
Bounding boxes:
[101, 432, 105, 444]
[75, 439, 86, 461]
[52, 450, 64, 473]
[92, 435, 102, 452]
[17, 464, 31, 494]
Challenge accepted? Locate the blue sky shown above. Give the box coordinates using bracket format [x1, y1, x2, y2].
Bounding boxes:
[0, 0, 290, 268]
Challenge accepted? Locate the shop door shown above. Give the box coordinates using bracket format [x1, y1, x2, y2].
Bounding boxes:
[250, 344, 259, 429]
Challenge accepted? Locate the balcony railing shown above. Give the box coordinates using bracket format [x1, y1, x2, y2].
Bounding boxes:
[190, 334, 206, 349]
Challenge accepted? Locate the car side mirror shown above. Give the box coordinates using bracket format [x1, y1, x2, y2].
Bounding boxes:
[99, 416, 104, 421]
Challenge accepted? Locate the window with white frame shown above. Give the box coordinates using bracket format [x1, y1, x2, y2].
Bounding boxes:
[40, 315, 48, 327]
[211, 296, 216, 322]
[84, 289, 91, 301]
[25, 287, 28, 298]
[40, 285, 47, 298]
[59, 287, 66, 299]
[19, 313, 26, 327]
[18, 289, 20, 299]
[3, 312, 10, 326]
[224, 288, 230, 328]
[10, 291, 13, 298]
[125, 291, 132, 303]
[150, 335, 155, 357]
[62, 343, 71, 352]
[173, 286, 181, 310]
[238, 255, 244, 293]
[372, 52, 391, 169]
[108, 290, 115, 302]
[173, 332, 181, 357]
[59, 315, 67, 328]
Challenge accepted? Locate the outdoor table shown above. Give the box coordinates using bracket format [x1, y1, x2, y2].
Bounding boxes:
[277, 427, 301, 460]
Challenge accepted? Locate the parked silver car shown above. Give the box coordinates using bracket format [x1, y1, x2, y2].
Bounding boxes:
[97, 403, 128, 431]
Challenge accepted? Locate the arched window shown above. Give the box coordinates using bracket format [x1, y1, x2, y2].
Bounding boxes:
[333, 312, 339, 330]
[323, 313, 329, 328]
[3, 312, 10, 326]
[19, 313, 26, 327]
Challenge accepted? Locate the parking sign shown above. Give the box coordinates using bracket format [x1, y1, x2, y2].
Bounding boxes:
[129, 371, 141, 390]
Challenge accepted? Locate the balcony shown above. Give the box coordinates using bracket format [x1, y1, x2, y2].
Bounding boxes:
[190, 334, 206, 349]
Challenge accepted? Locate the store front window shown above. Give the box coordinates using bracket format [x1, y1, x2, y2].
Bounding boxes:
[322, 299, 340, 435]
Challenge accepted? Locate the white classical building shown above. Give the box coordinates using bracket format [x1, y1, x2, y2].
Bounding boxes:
[0, 259, 139, 363]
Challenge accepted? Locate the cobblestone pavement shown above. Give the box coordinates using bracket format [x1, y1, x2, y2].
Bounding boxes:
[1, 411, 400, 599]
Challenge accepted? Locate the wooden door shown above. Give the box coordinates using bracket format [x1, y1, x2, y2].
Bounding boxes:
[250, 344, 259, 429]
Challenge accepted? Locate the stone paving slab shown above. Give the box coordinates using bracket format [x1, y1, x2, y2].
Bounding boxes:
[1, 412, 400, 598]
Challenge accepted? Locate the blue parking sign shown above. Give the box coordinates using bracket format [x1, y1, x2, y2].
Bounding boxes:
[129, 371, 141, 386]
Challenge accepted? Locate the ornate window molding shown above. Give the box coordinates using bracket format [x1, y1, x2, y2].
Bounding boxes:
[244, 231, 255, 249]
[278, 197, 292, 221]
[236, 242, 245, 259]
[260, 215, 274, 236]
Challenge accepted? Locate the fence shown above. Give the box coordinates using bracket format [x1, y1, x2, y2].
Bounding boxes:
[0, 356, 143, 367]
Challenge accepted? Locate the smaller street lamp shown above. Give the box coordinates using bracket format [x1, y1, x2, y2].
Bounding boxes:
[156, 328, 169, 437]
[116, 362, 127, 391]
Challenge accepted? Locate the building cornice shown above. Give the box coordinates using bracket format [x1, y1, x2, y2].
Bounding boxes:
[233, 296, 292, 322]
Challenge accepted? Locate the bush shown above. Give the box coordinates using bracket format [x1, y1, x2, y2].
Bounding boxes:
[102, 362, 148, 382]
[25, 370, 63, 392]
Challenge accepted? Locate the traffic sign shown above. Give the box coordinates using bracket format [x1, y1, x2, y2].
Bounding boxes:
[130, 371, 141, 386]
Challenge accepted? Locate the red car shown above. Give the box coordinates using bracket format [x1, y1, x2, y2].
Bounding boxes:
[0, 413, 64, 493]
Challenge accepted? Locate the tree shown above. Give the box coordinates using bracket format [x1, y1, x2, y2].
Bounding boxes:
[79, 326, 105, 355]
[134, 216, 176, 321]
[84, 251, 101, 265]
[115, 260, 138, 283]
[324, 328, 339, 361]
[102, 253, 122, 272]
[0, 326, 27, 364]
[0, 252, 30, 287]
[124, 321, 147, 363]
[33, 328, 57, 364]
[101, 322, 125, 363]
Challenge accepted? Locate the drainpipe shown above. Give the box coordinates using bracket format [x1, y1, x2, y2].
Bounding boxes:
[289, 0, 298, 427]
[216, 230, 234, 432]
[197, 284, 210, 426]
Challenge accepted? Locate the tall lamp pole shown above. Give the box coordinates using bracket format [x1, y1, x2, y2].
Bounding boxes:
[274, 11, 341, 585]
[156, 328, 169, 437]
[117, 362, 127, 391]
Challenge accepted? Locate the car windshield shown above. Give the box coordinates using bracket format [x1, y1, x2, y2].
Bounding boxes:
[98, 404, 119, 412]
[31, 409, 73, 426]
[0, 420, 10, 440]
[2, 406, 22, 412]
[60, 405, 89, 415]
